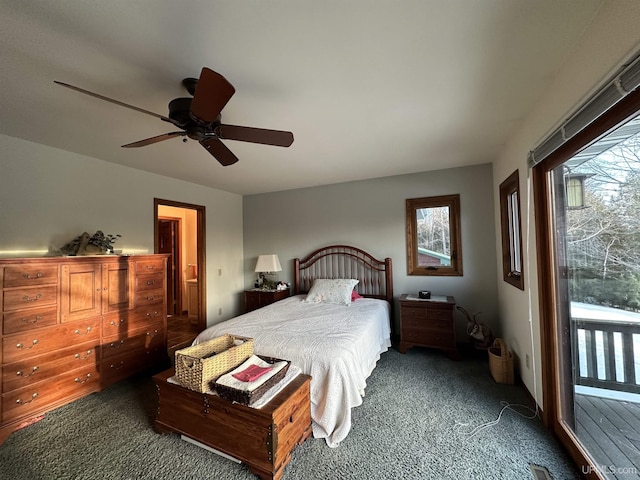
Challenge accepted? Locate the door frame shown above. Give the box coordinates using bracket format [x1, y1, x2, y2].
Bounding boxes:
[533, 88, 640, 477]
[154, 198, 207, 331]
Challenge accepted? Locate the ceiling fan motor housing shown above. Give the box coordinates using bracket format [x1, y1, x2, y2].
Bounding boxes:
[168, 97, 193, 127]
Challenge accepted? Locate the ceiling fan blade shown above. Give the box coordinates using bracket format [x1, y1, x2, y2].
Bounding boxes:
[122, 132, 185, 148]
[214, 124, 294, 147]
[54, 80, 180, 126]
[190, 68, 236, 123]
[199, 137, 239, 166]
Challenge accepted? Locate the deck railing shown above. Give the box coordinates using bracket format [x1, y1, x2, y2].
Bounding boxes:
[572, 318, 640, 394]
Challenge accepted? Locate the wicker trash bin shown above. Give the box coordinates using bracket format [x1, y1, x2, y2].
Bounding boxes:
[488, 338, 514, 384]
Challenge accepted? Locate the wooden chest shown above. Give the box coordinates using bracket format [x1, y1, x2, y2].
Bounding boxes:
[398, 294, 458, 359]
[153, 368, 312, 480]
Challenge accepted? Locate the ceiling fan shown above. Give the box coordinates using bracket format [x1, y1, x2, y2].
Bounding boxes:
[54, 68, 294, 166]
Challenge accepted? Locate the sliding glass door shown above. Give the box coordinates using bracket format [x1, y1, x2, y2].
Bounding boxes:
[535, 92, 640, 479]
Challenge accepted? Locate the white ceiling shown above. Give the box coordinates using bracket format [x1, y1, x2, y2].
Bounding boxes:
[0, 0, 604, 195]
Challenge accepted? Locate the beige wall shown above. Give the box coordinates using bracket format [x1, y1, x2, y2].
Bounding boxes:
[0, 134, 245, 324]
[243, 164, 498, 338]
[493, 1, 640, 405]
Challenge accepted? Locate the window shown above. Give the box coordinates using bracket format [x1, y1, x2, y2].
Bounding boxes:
[406, 194, 462, 276]
[499, 170, 524, 289]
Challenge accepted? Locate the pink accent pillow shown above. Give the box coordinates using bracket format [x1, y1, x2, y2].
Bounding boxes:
[351, 290, 363, 301]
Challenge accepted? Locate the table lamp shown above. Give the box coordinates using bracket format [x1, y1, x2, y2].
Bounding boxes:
[254, 254, 282, 289]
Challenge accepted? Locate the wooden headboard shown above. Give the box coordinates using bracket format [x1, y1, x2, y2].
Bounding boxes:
[293, 245, 393, 303]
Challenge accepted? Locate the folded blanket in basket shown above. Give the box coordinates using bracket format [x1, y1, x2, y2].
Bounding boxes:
[216, 355, 288, 392]
[232, 364, 273, 382]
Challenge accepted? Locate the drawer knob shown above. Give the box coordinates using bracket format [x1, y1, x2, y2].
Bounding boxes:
[22, 293, 42, 303]
[109, 340, 125, 348]
[16, 366, 39, 377]
[146, 280, 155, 286]
[74, 326, 92, 335]
[146, 295, 156, 301]
[146, 311, 159, 318]
[22, 272, 43, 280]
[110, 318, 125, 327]
[16, 339, 38, 350]
[145, 265, 156, 270]
[16, 393, 38, 405]
[74, 374, 92, 384]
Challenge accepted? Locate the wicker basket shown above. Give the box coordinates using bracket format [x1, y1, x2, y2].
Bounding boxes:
[488, 338, 514, 385]
[175, 334, 254, 392]
[212, 355, 291, 406]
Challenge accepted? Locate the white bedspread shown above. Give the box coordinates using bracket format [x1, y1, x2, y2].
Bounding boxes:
[192, 295, 391, 447]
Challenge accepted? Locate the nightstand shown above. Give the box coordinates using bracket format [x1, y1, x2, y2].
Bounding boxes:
[398, 293, 458, 359]
[244, 288, 290, 313]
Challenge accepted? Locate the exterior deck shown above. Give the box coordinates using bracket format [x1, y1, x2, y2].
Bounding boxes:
[575, 393, 640, 479]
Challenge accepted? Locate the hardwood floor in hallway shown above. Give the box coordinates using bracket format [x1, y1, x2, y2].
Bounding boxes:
[166, 314, 200, 363]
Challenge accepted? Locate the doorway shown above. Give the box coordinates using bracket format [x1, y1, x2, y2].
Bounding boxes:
[154, 198, 206, 333]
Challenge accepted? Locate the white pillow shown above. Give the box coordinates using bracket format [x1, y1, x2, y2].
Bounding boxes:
[304, 278, 359, 306]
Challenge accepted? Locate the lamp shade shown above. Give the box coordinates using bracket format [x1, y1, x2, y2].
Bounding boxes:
[254, 254, 282, 273]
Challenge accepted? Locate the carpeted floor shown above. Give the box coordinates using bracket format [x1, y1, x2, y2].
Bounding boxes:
[0, 347, 581, 480]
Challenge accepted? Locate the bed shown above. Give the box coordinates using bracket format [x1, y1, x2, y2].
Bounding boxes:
[192, 245, 393, 447]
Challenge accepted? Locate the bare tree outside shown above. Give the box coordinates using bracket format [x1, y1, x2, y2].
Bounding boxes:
[566, 129, 640, 311]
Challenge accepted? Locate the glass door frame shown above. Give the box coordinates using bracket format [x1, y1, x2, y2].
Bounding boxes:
[533, 88, 640, 477]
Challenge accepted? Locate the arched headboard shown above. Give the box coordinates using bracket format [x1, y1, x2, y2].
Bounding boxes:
[293, 245, 393, 303]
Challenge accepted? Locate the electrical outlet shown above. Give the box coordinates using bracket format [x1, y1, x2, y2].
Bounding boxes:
[525, 354, 530, 369]
[218, 307, 222, 315]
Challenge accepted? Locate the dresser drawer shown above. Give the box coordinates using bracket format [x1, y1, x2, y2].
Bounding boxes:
[135, 273, 165, 292]
[3, 265, 59, 288]
[425, 305, 452, 320]
[1, 364, 100, 423]
[3, 306, 58, 334]
[401, 315, 453, 333]
[102, 307, 163, 337]
[101, 319, 165, 360]
[3, 286, 58, 312]
[101, 343, 167, 386]
[402, 328, 455, 348]
[399, 306, 426, 320]
[2, 318, 100, 364]
[134, 288, 165, 307]
[135, 259, 165, 274]
[2, 342, 99, 392]
[134, 305, 164, 323]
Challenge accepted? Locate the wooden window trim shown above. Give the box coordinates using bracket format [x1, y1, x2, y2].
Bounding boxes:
[406, 194, 463, 276]
[499, 170, 524, 290]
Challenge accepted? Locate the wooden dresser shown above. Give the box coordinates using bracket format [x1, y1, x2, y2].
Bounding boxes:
[398, 294, 458, 359]
[0, 254, 169, 444]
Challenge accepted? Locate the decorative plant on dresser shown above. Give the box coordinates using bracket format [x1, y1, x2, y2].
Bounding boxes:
[0, 254, 170, 444]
